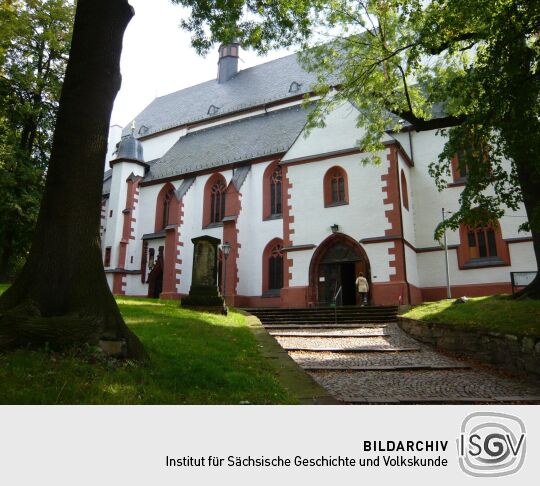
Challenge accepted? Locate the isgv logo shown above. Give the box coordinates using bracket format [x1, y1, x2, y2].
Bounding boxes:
[457, 412, 526, 477]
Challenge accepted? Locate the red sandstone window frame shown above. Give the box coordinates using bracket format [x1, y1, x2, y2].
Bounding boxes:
[155, 183, 178, 232]
[203, 173, 227, 228]
[400, 169, 409, 211]
[457, 222, 510, 269]
[262, 238, 284, 295]
[450, 151, 469, 185]
[262, 161, 283, 220]
[104, 247, 111, 267]
[323, 166, 349, 207]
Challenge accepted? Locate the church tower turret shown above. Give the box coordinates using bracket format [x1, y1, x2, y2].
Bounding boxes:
[217, 42, 240, 84]
[103, 124, 147, 294]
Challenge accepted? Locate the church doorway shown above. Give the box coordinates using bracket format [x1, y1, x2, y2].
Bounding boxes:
[147, 246, 164, 298]
[309, 234, 371, 306]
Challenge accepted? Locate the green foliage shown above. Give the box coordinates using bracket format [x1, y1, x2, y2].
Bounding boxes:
[403, 295, 540, 339]
[0, 0, 74, 280]
[173, 0, 540, 239]
[0, 296, 294, 404]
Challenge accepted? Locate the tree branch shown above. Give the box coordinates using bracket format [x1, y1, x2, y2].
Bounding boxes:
[427, 32, 480, 55]
[394, 110, 467, 131]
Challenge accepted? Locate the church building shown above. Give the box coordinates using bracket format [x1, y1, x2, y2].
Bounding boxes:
[101, 44, 535, 307]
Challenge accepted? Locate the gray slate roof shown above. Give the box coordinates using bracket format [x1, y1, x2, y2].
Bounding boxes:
[124, 52, 318, 139]
[143, 104, 312, 182]
[113, 133, 144, 162]
[102, 169, 112, 196]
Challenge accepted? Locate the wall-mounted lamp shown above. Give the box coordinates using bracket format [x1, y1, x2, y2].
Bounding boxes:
[222, 241, 232, 258]
[331, 224, 339, 233]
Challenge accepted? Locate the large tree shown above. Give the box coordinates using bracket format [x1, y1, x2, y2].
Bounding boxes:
[174, 0, 540, 298]
[0, 0, 73, 281]
[0, 0, 146, 358]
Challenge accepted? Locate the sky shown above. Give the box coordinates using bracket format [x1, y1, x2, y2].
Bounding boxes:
[111, 0, 293, 128]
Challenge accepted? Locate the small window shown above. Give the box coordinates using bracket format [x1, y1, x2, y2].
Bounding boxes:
[109, 210, 113, 218]
[207, 104, 220, 116]
[331, 172, 345, 203]
[148, 248, 155, 271]
[141, 241, 148, 283]
[104, 247, 111, 267]
[289, 81, 302, 93]
[324, 166, 349, 207]
[400, 169, 409, 210]
[451, 150, 469, 183]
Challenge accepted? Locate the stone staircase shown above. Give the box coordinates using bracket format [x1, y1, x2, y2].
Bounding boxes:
[243, 305, 540, 404]
[243, 306, 398, 328]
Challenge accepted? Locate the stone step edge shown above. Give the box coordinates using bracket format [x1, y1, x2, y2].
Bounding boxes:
[264, 324, 393, 329]
[269, 332, 391, 338]
[303, 364, 470, 371]
[283, 347, 421, 352]
[340, 396, 540, 404]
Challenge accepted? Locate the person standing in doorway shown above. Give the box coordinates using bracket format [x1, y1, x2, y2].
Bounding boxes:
[355, 272, 369, 306]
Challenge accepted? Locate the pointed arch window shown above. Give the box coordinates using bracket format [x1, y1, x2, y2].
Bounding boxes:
[268, 244, 283, 290]
[210, 179, 226, 223]
[162, 188, 174, 229]
[155, 183, 177, 232]
[204, 173, 227, 227]
[270, 166, 282, 216]
[323, 166, 349, 207]
[262, 238, 284, 294]
[262, 162, 283, 220]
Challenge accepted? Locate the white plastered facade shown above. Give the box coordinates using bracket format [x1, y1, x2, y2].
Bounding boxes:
[101, 98, 536, 305]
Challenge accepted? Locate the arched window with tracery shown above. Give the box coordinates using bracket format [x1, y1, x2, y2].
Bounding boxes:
[262, 238, 284, 294]
[268, 244, 283, 290]
[323, 166, 349, 207]
[203, 173, 227, 227]
[262, 162, 283, 220]
[210, 179, 226, 223]
[162, 189, 174, 229]
[270, 166, 282, 216]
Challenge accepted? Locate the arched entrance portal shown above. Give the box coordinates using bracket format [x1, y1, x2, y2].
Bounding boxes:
[309, 233, 371, 306]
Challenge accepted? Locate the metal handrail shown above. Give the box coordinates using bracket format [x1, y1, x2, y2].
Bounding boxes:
[332, 286, 342, 325]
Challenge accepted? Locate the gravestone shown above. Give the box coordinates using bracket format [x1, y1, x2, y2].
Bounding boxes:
[182, 235, 227, 314]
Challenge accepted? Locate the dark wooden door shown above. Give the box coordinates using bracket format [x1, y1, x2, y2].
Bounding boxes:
[318, 263, 340, 305]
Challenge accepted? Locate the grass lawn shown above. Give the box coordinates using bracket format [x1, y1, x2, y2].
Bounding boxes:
[403, 295, 540, 339]
[0, 288, 295, 404]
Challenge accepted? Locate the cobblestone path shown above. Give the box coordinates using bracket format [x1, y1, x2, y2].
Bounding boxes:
[267, 323, 540, 404]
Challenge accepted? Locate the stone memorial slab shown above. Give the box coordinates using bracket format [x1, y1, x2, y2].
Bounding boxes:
[182, 235, 227, 314]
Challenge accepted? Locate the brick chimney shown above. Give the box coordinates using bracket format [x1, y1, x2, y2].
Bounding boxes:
[217, 42, 240, 83]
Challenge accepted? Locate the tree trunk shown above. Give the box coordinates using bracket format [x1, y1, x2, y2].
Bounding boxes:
[0, 0, 147, 359]
[511, 158, 540, 299]
[501, 40, 540, 300]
